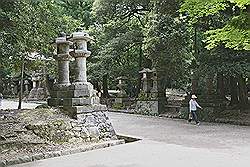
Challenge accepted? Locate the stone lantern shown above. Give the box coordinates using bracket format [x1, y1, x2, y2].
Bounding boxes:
[47, 29, 117, 142]
[10, 84, 15, 97]
[115, 76, 128, 105]
[55, 32, 72, 87]
[136, 68, 166, 115]
[24, 80, 29, 94]
[71, 30, 92, 84]
[116, 76, 127, 98]
[150, 68, 159, 98]
[48, 33, 72, 106]
[28, 74, 38, 100]
[28, 72, 47, 100]
[57, 30, 106, 120]
[139, 68, 153, 94]
[32, 76, 37, 89]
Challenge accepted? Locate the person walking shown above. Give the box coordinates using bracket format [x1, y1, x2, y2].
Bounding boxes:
[188, 95, 202, 125]
[0, 93, 3, 110]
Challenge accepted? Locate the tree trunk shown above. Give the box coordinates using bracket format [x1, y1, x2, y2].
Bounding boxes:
[238, 74, 248, 108]
[206, 76, 213, 95]
[191, 74, 198, 94]
[229, 76, 239, 106]
[92, 80, 101, 93]
[136, 46, 143, 97]
[102, 74, 109, 98]
[18, 60, 25, 109]
[217, 73, 225, 98]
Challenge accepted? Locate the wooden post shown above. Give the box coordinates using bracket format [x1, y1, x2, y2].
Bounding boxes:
[18, 57, 25, 109]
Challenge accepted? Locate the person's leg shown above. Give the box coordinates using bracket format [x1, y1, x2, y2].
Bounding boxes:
[191, 111, 199, 124]
[187, 112, 192, 122]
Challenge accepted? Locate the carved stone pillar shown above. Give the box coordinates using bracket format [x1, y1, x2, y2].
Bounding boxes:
[55, 33, 72, 87]
[70, 31, 92, 84]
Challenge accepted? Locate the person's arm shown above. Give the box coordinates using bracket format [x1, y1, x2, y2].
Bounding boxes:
[189, 100, 192, 112]
[195, 101, 202, 109]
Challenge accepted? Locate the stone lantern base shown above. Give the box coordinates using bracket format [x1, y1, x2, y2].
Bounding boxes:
[28, 87, 47, 100]
[114, 89, 129, 107]
[136, 97, 166, 115]
[48, 82, 107, 120]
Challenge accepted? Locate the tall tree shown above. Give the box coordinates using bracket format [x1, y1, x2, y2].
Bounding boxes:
[180, 0, 249, 107]
[143, 0, 192, 89]
[89, 0, 150, 96]
[0, 0, 80, 108]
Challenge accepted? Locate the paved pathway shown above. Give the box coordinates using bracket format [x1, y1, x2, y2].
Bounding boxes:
[7, 103, 250, 167]
[0, 99, 40, 110]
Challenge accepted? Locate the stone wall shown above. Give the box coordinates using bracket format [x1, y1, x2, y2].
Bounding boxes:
[25, 110, 117, 143]
[0, 109, 117, 150]
[0, 108, 123, 166]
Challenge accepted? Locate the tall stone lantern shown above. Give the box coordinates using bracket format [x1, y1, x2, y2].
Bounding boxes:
[139, 68, 153, 95]
[61, 30, 105, 119]
[71, 31, 92, 84]
[47, 30, 117, 141]
[55, 33, 72, 87]
[48, 33, 72, 106]
[24, 80, 29, 95]
[115, 76, 128, 105]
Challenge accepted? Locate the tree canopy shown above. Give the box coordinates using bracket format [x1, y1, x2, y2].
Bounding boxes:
[180, 0, 250, 50]
[0, 0, 249, 103]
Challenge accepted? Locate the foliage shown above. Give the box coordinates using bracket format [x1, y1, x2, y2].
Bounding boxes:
[205, 13, 250, 50]
[0, 0, 80, 74]
[56, 0, 94, 29]
[180, 0, 250, 50]
[112, 103, 126, 110]
[88, 0, 150, 90]
[143, 0, 192, 88]
[0, 0, 249, 98]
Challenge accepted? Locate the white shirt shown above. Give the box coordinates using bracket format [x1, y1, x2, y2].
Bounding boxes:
[189, 99, 201, 112]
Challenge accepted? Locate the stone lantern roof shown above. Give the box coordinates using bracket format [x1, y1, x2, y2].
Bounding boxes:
[55, 36, 72, 45]
[72, 31, 94, 42]
[139, 68, 153, 73]
[116, 76, 127, 80]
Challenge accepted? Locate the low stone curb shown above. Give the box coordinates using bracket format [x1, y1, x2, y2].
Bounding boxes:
[160, 114, 250, 126]
[109, 110, 250, 126]
[214, 118, 250, 126]
[108, 109, 135, 114]
[0, 139, 125, 167]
